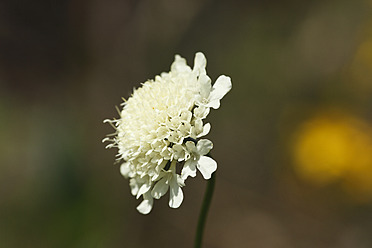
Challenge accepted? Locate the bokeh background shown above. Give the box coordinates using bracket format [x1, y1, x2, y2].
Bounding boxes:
[2, 0, 372, 247]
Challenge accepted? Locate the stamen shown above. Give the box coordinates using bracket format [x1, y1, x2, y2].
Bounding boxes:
[103, 119, 118, 129]
[115, 105, 121, 115]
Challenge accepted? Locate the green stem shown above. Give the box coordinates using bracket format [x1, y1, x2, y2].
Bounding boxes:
[194, 172, 216, 248]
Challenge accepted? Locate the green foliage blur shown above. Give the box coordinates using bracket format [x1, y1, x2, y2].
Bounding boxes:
[1, 0, 372, 247]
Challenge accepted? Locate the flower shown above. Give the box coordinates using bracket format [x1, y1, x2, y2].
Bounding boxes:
[103, 52, 232, 214]
[292, 111, 372, 201]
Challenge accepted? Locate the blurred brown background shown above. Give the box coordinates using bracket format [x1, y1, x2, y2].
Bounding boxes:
[1, 0, 372, 247]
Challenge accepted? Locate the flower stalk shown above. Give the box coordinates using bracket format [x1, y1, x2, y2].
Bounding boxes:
[194, 171, 216, 248]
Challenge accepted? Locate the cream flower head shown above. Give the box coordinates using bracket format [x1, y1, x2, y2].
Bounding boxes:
[104, 52, 232, 214]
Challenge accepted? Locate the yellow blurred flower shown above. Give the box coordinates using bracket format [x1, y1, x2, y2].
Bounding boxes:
[292, 111, 372, 201]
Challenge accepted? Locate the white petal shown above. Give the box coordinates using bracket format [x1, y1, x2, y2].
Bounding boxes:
[169, 177, 184, 208]
[191, 118, 203, 137]
[193, 106, 210, 119]
[129, 178, 139, 196]
[193, 52, 207, 76]
[151, 177, 169, 199]
[136, 192, 154, 215]
[120, 162, 131, 178]
[196, 139, 213, 156]
[151, 172, 162, 182]
[206, 75, 232, 109]
[181, 159, 197, 180]
[179, 122, 192, 137]
[180, 110, 193, 122]
[185, 141, 196, 152]
[198, 74, 212, 99]
[197, 156, 217, 179]
[173, 144, 186, 161]
[177, 174, 185, 187]
[197, 123, 211, 138]
[171, 55, 191, 73]
[136, 182, 151, 199]
[156, 126, 169, 139]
